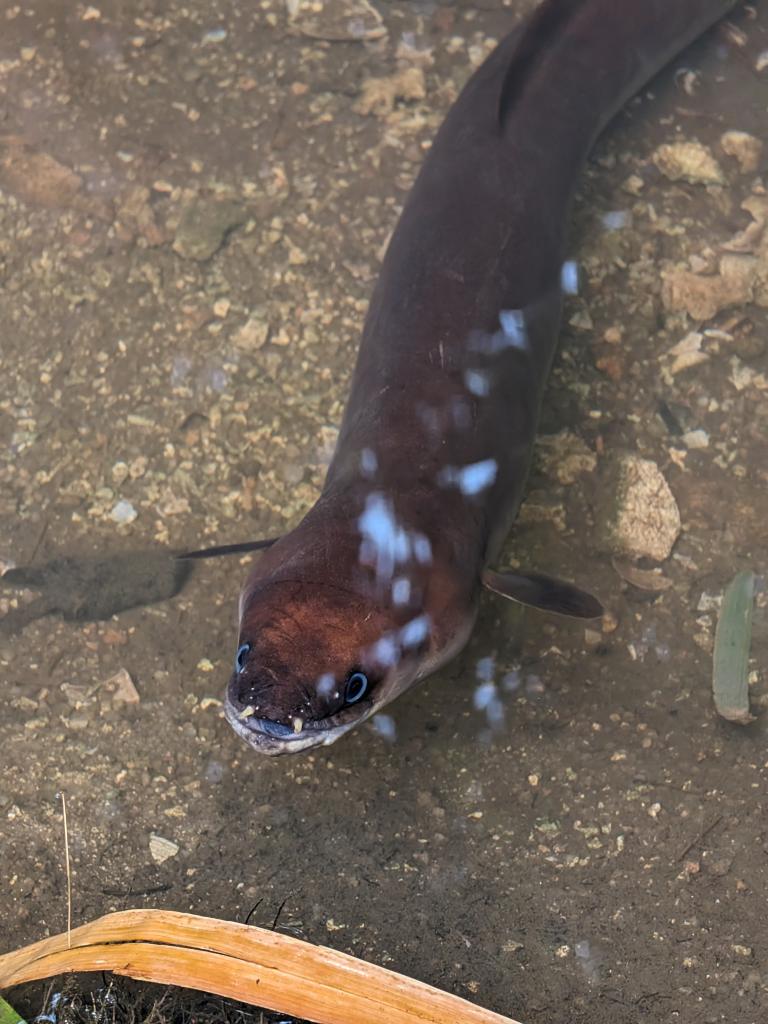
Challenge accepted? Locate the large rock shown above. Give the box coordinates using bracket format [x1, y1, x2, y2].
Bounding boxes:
[595, 455, 681, 562]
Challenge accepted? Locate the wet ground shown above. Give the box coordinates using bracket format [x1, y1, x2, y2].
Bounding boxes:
[1, 1, 768, 1022]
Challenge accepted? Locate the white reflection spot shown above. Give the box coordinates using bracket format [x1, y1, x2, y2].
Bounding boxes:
[400, 614, 430, 648]
[473, 682, 505, 727]
[357, 494, 409, 581]
[467, 310, 528, 354]
[317, 674, 336, 699]
[475, 656, 495, 682]
[474, 682, 496, 710]
[413, 536, 432, 564]
[560, 260, 579, 295]
[501, 669, 521, 693]
[526, 674, 545, 696]
[464, 369, 491, 397]
[392, 577, 411, 606]
[360, 448, 378, 477]
[358, 492, 432, 581]
[601, 210, 630, 231]
[371, 714, 397, 742]
[499, 309, 527, 348]
[371, 635, 399, 668]
[438, 458, 497, 496]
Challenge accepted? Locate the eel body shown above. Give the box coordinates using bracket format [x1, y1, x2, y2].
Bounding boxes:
[227, 0, 737, 753]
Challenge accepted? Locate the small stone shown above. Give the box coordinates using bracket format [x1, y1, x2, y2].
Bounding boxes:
[612, 559, 673, 592]
[128, 456, 148, 479]
[681, 429, 709, 449]
[149, 834, 179, 864]
[731, 944, 753, 959]
[213, 298, 230, 318]
[0, 146, 83, 208]
[20, 47, 36, 61]
[595, 353, 624, 381]
[729, 356, 768, 392]
[110, 500, 137, 524]
[111, 461, 130, 485]
[204, 760, 225, 784]
[720, 130, 763, 174]
[665, 331, 709, 375]
[622, 174, 645, 195]
[661, 257, 755, 322]
[569, 308, 593, 331]
[105, 668, 140, 705]
[201, 28, 227, 44]
[290, 0, 386, 42]
[652, 141, 725, 186]
[535, 430, 596, 485]
[503, 940, 524, 954]
[172, 198, 245, 261]
[233, 315, 269, 350]
[355, 67, 426, 117]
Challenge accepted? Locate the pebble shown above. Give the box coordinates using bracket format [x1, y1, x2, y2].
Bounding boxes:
[204, 760, 226, 784]
[172, 198, 245, 261]
[355, 67, 426, 118]
[110, 500, 137, 524]
[652, 141, 725, 185]
[289, 0, 387, 42]
[596, 455, 681, 562]
[149, 834, 179, 864]
[720, 130, 763, 174]
[233, 316, 270, 350]
[535, 430, 596, 485]
[105, 668, 140, 705]
[201, 28, 227, 44]
[681, 429, 709, 449]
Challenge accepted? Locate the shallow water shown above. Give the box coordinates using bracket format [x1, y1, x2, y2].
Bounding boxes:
[2, 2, 768, 1022]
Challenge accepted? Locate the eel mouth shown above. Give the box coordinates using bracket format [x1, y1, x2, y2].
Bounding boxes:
[223, 699, 368, 755]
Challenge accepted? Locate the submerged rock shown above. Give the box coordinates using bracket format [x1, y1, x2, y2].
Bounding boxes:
[287, 0, 386, 42]
[596, 455, 681, 562]
[652, 140, 725, 186]
[172, 198, 245, 261]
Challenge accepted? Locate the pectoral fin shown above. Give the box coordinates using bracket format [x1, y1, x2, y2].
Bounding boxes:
[483, 568, 603, 619]
[176, 537, 279, 561]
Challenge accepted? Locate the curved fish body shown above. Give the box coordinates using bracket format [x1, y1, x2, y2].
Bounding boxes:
[228, 0, 737, 754]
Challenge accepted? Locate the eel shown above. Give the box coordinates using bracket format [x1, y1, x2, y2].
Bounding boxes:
[226, 0, 738, 754]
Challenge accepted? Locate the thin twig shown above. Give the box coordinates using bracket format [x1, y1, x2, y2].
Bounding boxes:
[61, 792, 72, 948]
[270, 895, 289, 931]
[677, 814, 723, 861]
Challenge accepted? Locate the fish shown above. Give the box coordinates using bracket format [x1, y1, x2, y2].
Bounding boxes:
[225, 0, 738, 754]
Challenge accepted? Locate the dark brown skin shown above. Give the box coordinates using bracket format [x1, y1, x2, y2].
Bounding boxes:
[226, 0, 738, 755]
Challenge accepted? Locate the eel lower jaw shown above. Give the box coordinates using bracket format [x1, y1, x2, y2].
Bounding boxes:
[223, 699, 368, 755]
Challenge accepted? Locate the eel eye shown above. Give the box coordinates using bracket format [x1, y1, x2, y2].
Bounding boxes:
[235, 643, 251, 673]
[344, 671, 369, 705]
